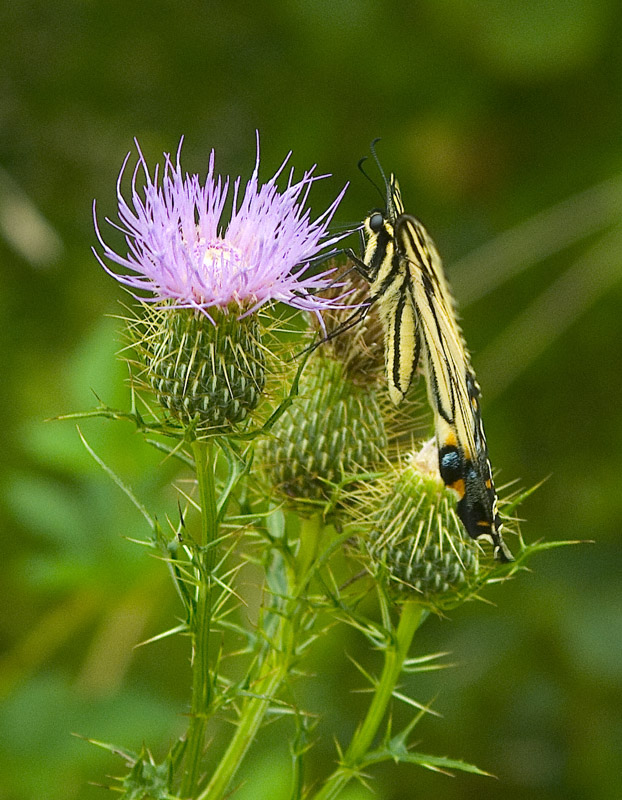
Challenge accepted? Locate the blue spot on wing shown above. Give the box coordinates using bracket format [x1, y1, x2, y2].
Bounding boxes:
[439, 447, 462, 484]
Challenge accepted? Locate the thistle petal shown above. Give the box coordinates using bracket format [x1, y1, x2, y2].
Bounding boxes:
[93, 136, 350, 319]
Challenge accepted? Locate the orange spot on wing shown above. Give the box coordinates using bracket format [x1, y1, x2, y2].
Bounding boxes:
[449, 478, 465, 499]
[443, 432, 458, 448]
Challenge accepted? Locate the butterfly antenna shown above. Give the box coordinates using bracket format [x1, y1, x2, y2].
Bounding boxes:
[369, 138, 397, 217]
[369, 138, 390, 191]
[358, 154, 385, 206]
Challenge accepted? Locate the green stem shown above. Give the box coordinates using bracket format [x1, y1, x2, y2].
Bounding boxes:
[312, 600, 424, 800]
[197, 646, 291, 800]
[180, 440, 219, 798]
[197, 513, 323, 800]
[295, 514, 322, 590]
[193, 439, 218, 554]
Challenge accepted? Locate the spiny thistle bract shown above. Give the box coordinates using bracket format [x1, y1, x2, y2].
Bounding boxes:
[131, 304, 267, 428]
[260, 355, 388, 505]
[93, 136, 350, 433]
[359, 440, 486, 607]
[258, 270, 389, 508]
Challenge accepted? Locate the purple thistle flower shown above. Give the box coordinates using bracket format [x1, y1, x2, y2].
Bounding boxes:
[93, 136, 350, 322]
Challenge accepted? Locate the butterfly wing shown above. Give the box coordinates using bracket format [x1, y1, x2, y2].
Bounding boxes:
[395, 215, 512, 562]
[364, 179, 421, 406]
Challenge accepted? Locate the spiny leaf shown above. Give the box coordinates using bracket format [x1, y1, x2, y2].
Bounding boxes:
[363, 742, 492, 778]
[390, 690, 442, 717]
[76, 427, 155, 530]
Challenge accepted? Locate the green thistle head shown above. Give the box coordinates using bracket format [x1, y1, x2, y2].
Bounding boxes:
[260, 355, 388, 508]
[360, 440, 485, 608]
[259, 272, 389, 509]
[131, 304, 267, 431]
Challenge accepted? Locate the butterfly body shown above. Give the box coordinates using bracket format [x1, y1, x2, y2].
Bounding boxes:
[363, 211, 420, 406]
[358, 174, 513, 563]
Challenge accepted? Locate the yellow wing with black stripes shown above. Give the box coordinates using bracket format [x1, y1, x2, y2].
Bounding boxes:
[360, 171, 512, 562]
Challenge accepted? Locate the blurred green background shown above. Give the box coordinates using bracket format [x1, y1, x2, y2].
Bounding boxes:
[2, 1, 621, 798]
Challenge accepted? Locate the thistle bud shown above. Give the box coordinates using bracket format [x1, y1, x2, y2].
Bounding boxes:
[260, 354, 388, 505]
[259, 267, 390, 506]
[362, 440, 482, 605]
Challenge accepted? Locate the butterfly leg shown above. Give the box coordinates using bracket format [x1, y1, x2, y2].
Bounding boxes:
[294, 298, 376, 359]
